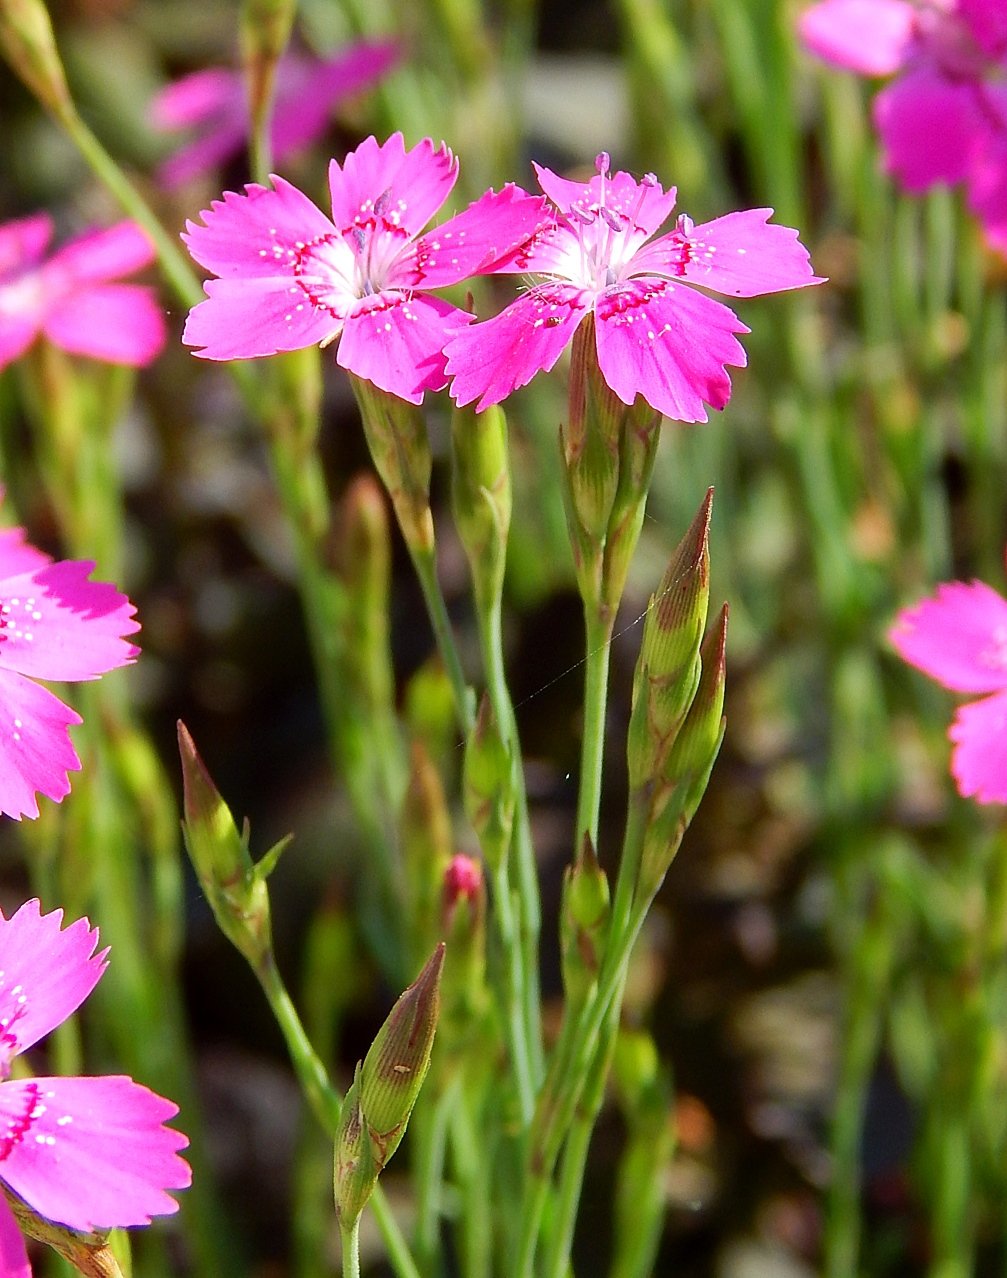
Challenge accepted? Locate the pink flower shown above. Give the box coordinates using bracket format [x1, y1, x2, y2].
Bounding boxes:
[0, 518, 139, 820]
[443, 153, 821, 421]
[0, 216, 165, 373]
[150, 42, 399, 189]
[889, 575, 1007, 803]
[799, 0, 1007, 252]
[0, 900, 190, 1273]
[182, 133, 548, 403]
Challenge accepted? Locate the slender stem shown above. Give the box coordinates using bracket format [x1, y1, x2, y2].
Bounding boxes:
[478, 591, 543, 1083]
[451, 1092, 493, 1278]
[341, 1216, 362, 1278]
[410, 542, 476, 735]
[253, 954, 421, 1278]
[575, 607, 616, 847]
[515, 798, 651, 1276]
[489, 860, 536, 1123]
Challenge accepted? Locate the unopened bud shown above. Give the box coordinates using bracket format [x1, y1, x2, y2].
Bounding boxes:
[463, 695, 514, 870]
[0, 0, 72, 119]
[333, 1068, 378, 1228]
[627, 490, 713, 790]
[177, 721, 280, 967]
[560, 835, 610, 1002]
[359, 944, 444, 1169]
[443, 853, 483, 923]
[451, 403, 511, 610]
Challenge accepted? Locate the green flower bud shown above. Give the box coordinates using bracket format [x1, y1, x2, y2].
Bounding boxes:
[560, 835, 611, 1003]
[177, 721, 282, 968]
[563, 315, 625, 545]
[404, 657, 457, 773]
[359, 944, 445, 1170]
[0, 0, 72, 119]
[463, 695, 514, 870]
[333, 1068, 378, 1229]
[451, 402, 511, 611]
[350, 375, 434, 555]
[627, 490, 713, 791]
[638, 605, 728, 898]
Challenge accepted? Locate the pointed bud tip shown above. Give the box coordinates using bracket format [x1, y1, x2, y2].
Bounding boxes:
[654, 489, 713, 632]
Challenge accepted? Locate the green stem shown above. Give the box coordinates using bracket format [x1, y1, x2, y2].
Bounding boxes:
[489, 860, 536, 1123]
[451, 1092, 493, 1278]
[515, 798, 651, 1276]
[411, 542, 476, 735]
[253, 954, 421, 1278]
[477, 591, 543, 1085]
[575, 608, 615, 847]
[341, 1216, 362, 1278]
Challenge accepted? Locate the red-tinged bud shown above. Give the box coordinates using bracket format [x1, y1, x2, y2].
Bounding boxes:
[358, 945, 444, 1169]
[637, 605, 728, 899]
[627, 491, 713, 791]
[177, 721, 281, 968]
[444, 853, 483, 919]
[333, 1068, 377, 1229]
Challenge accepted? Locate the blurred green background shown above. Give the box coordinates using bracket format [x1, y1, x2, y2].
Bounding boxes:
[2, 0, 1007, 1275]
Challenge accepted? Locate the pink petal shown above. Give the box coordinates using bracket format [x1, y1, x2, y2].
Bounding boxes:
[0, 560, 138, 682]
[0, 1197, 29, 1278]
[328, 134, 457, 240]
[0, 900, 106, 1058]
[875, 68, 988, 190]
[149, 67, 236, 130]
[45, 223, 155, 286]
[949, 689, 1007, 804]
[0, 530, 50, 580]
[594, 278, 748, 422]
[798, 0, 916, 75]
[271, 43, 399, 161]
[959, 0, 1007, 59]
[965, 90, 1007, 252]
[634, 209, 824, 297]
[533, 163, 679, 241]
[42, 284, 165, 366]
[889, 579, 1007, 693]
[182, 178, 336, 279]
[0, 668, 82, 821]
[183, 276, 339, 360]
[0, 1075, 190, 1232]
[337, 292, 471, 403]
[404, 185, 551, 287]
[0, 214, 52, 277]
[0, 317, 40, 376]
[444, 283, 589, 411]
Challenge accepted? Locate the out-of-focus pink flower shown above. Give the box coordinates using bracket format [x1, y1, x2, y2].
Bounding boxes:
[890, 575, 1007, 802]
[444, 854, 482, 907]
[799, 0, 1007, 252]
[0, 517, 139, 820]
[443, 152, 822, 421]
[0, 215, 165, 373]
[0, 900, 190, 1273]
[182, 133, 548, 403]
[150, 43, 399, 189]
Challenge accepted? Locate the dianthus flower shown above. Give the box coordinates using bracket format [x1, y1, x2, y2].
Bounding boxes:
[0, 518, 139, 820]
[799, 0, 1007, 252]
[150, 42, 398, 189]
[443, 153, 821, 421]
[182, 133, 548, 403]
[0, 216, 165, 373]
[890, 572, 1007, 802]
[0, 900, 190, 1274]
